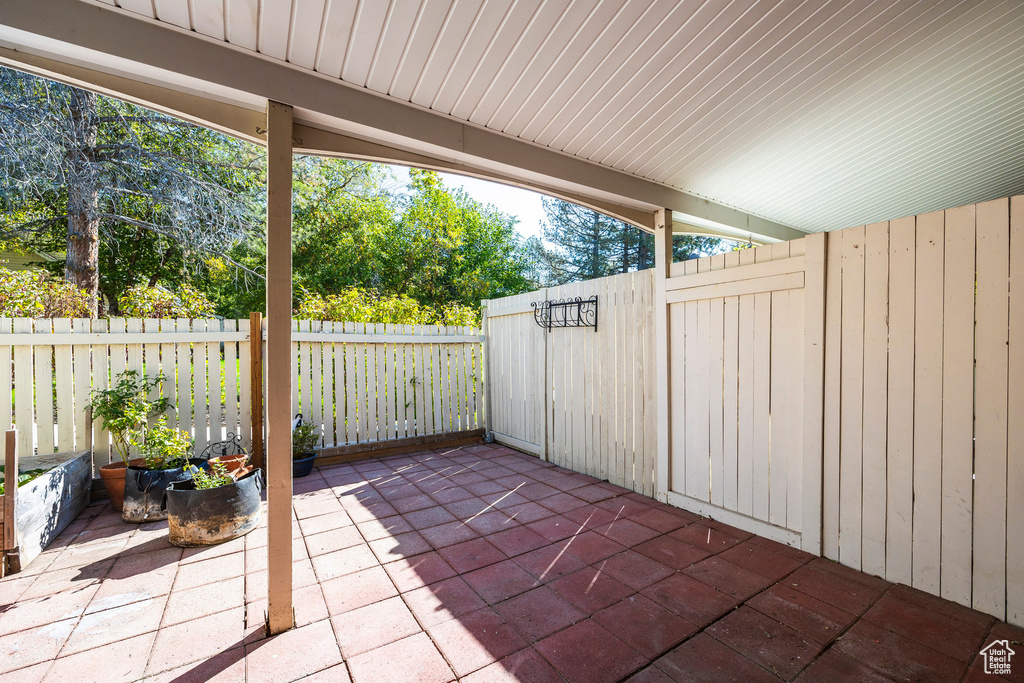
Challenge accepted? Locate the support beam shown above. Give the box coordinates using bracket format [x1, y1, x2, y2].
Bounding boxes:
[265, 100, 293, 636]
[653, 209, 673, 502]
[0, 46, 266, 144]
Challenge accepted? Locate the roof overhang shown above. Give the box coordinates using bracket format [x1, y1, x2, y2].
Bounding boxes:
[0, 0, 804, 243]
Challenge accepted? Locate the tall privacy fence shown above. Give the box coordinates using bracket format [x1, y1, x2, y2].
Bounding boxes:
[485, 193, 1024, 628]
[0, 317, 482, 472]
[483, 270, 656, 497]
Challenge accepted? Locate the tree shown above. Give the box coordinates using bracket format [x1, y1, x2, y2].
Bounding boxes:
[531, 197, 723, 285]
[291, 169, 536, 317]
[0, 67, 263, 316]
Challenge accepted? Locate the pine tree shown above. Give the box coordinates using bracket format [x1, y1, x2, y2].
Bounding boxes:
[533, 197, 722, 286]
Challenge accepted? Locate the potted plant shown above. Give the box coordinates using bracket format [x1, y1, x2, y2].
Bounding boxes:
[122, 417, 200, 523]
[165, 460, 263, 546]
[292, 419, 319, 478]
[89, 370, 170, 511]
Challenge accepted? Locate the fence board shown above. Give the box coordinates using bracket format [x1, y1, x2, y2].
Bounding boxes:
[885, 216, 915, 585]
[822, 228, 843, 559]
[224, 319, 240, 442]
[93, 319, 111, 466]
[768, 290, 789, 527]
[861, 222, 889, 577]
[193, 318, 210, 452]
[722, 296, 739, 511]
[940, 206, 975, 604]
[207, 318, 222, 443]
[973, 197, 1009, 617]
[913, 210, 944, 593]
[33, 319, 54, 456]
[839, 226, 865, 569]
[53, 319, 73, 452]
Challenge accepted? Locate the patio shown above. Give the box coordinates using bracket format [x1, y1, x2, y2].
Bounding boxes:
[0, 443, 1016, 683]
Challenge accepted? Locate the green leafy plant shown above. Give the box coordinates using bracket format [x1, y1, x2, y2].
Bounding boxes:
[89, 370, 171, 466]
[0, 465, 49, 495]
[139, 417, 192, 470]
[188, 459, 234, 490]
[118, 284, 216, 319]
[0, 268, 91, 318]
[293, 422, 320, 457]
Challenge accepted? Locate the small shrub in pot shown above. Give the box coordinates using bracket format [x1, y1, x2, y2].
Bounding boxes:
[292, 421, 319, 478]
[122, 418, 199, 523]
[89, 370, 171, 511]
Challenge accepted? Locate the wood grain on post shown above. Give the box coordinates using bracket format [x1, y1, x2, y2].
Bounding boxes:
[250, 311, 264, 470]
[3, 430, 18, 575]
[265, 100, 294, 635]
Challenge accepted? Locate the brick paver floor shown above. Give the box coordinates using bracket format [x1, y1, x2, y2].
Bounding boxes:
[0, 443, 1020, 682]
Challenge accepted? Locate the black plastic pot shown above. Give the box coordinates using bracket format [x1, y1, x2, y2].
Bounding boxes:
[293, 452, 316, 478]
[165, 469, 264, 547]
[122, 458, 205, 523]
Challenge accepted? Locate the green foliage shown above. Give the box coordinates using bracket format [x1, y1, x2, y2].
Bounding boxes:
[89, 370, 171, 465]
[296, 288, 479, 327]
[289, 167, 535, 321]
[140, 417, 192, 469]
[187, 459, 234, 490]
[0, 466, 49, 496]
[293, 422, 320, 456]
[0, 268, 91, 317]
[118, 284, 215, 319]
[0, 67, 264, 314]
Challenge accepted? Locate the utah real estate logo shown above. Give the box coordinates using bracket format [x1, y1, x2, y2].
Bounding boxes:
[980, 639, 1015, 676]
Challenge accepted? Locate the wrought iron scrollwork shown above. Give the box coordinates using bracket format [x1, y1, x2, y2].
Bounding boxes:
[531, 296, 598, 332]
[199, 432, 248, 460]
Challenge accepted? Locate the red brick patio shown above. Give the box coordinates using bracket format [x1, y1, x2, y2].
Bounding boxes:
[0, 444, 1019, 682]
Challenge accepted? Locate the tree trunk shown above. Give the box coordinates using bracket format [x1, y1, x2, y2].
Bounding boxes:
[65, 88, 101, 317]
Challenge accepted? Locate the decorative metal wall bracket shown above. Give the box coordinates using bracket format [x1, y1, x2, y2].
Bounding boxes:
[532, 296, 598, 332]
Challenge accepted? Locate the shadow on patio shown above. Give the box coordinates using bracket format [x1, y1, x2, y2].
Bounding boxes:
[0, 444, 1019, 682]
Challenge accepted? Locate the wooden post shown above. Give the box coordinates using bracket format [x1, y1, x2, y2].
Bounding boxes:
[480, 301, 491, 442]
[3, 430, 18, 576]
[653, 209, 673, 501]
[266, 100, 294, 635]
[250, 311, 265, 470]
[801, 232, 828, 556]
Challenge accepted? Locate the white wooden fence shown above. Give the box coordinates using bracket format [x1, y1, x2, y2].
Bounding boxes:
[0, 319, 481, 472]
[485, 193, 1023, 628]
[484, 270, 656, 496]
[0, 317, 253, 470]
[291, 321, 483, 449]
[820, 196, 1024, 627]
[660, 236, 825, 555]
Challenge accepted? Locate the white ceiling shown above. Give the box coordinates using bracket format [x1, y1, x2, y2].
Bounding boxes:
[74, 0, 1024, 231]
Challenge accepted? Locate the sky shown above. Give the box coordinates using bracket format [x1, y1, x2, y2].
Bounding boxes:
[389, 164, 547, 239]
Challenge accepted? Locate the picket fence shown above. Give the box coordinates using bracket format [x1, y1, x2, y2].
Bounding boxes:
[0, 318, 481, 471]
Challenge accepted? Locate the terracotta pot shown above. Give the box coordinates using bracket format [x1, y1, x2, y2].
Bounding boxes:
[233, 465, 254, 480]
[209, 454, 248, 472]
[98, 459, 144, 512]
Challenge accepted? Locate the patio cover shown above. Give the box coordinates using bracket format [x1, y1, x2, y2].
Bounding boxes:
[1, 0, 1021, 242]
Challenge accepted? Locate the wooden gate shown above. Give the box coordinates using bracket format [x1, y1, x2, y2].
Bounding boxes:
[658, 235, 826, 553]
[482, 290, 547, 456]
[483, 272, 657, 495]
